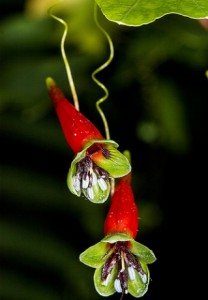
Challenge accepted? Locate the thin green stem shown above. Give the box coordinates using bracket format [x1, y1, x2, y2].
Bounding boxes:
[48, 4, 79, 111]
[92, 2, 114, 140]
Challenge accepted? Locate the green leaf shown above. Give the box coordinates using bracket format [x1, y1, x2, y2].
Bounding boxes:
[94, 265, 117, 296]
[137, 79, 190, 154]
[0, 271, 60, 300]
[131, 240, 157, 264]
[79, 242, 108, 268]
[96, 0, 208, 26]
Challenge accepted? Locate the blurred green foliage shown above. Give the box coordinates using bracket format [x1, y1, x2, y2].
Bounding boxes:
[0, 0, 207, 299]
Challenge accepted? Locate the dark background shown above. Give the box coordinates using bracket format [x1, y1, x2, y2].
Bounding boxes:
[1, 0, 207, 299]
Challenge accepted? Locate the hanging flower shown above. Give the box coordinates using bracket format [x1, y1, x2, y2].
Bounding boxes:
[80, 165, 156, 298]
[46, 78, 131, 203]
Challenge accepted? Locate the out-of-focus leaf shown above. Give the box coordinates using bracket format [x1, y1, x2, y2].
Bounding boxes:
[0, 16, 51, 50]
[0, 114, 68, 152]
[0, 221, 98, 299]
[96, 0, 208, 26]
[139, 202, 163, 232]
[25, 0, 106, 56]
[127, 15, 208, 71]
[1, 164, 106, 237]
[0, 271, 60, 300]
[137, 79, 190, 153]
[0, 220, 73, 270]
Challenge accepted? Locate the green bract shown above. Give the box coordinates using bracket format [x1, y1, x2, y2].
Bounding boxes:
[67, 139, 131, 203]
[79, 233, 156, 297]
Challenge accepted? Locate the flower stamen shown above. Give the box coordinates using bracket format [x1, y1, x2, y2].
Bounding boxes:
[114, 278, 122, 293]
[86, 187, 94, 200]
[72, 155, 109, 200]
[98, 177, 108, 191]
[128, 266, 136, 281]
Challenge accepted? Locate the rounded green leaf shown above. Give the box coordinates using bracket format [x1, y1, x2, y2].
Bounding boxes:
[96, 0, 208, 26]
[131, 240, 156, 264]
[79, 241, 108, 268]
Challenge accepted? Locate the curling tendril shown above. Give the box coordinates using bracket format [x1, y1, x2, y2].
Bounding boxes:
[92, 3, 114, 140]
[48, 3, 79, 111]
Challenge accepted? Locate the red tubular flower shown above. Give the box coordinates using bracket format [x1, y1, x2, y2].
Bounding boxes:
[46, 77, 103, 153]
[80, 157, 156, 297]
[46, 78, 131, 203]
[104, 172, 138, 239]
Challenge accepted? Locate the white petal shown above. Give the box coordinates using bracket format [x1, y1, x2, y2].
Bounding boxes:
[139, 272, 147, 283]
[102, 274, 110, 286]
[82, 175, 89, 189]
[73, 176, 81, 192]
[128, 266, 136, 281]
[91, 172, 97, 186]
[114, 279, 122, 293]
[87, 187, 94, 200]
[98, 178, 107, 191]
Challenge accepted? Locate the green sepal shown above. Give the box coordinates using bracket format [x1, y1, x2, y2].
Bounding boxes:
[79, 241, 109, 268]
[102, 233, 133, 243]
[94, 264, 117, 296]
[67, 151, 84, 198]
[131, 240, 156, 264]
[128, 261, 150, 298]
[84, 138, 119, 149]
[93, 144, 132, 178]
